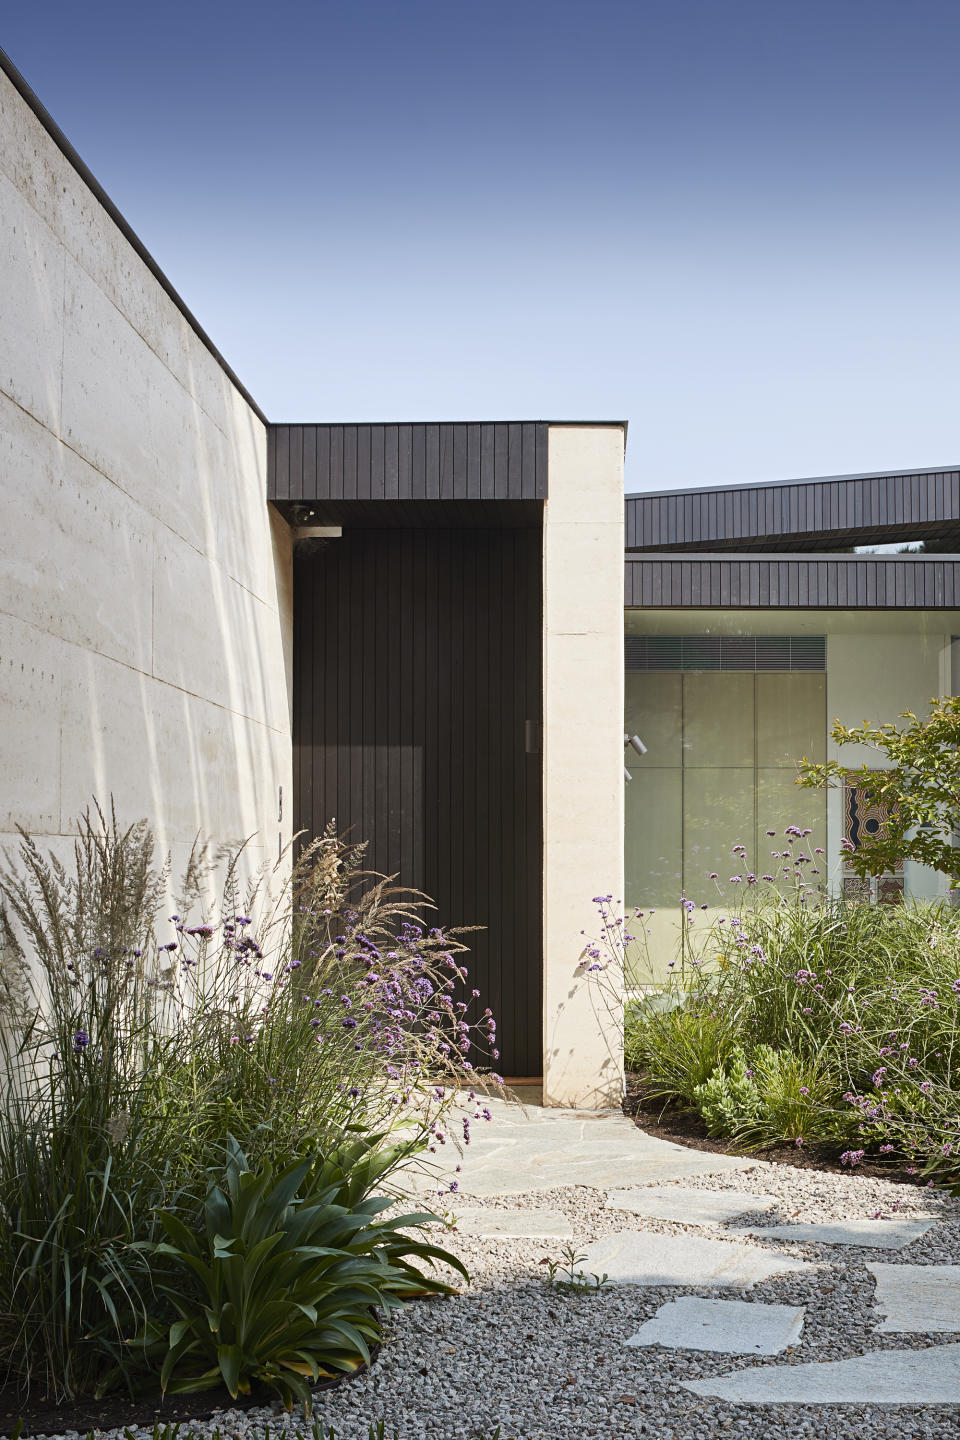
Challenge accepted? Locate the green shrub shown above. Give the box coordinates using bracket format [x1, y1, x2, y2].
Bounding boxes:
[693, 1044, 844, 1147]
[625, 999, 735, 1104]
[592, 833, 960, 1186]
[140, 1137, 465, 1411]
[692, 1047, 765, 1137]
[0, 808, 498, 1402]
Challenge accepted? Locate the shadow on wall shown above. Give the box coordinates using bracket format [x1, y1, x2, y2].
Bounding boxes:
[0, 90, 293, 893]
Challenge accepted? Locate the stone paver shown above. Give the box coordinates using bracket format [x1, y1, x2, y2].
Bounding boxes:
[579, 1229, 814, 1288]
[741, 1218, 934, 1250]
[452, 1207, 573, 1238]
[413, 1098, 752, 1196]
[868, 1263, 960, 1332]
[626, 1296, 805, 1354]
[684, 1342, 960, 1404]
[607, 1185, 776, 1225]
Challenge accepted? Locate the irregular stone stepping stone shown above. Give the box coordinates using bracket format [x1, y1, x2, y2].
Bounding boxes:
[626, 1296, 804, 1354]
[579, 1230, 814, 1288]
[607, 1186, 776, 1226]
[741, 1218, 934, 1250]
[869, 1263, 960, 1331]
[684, 1343, 960, 1404]
[452, 1208, 573, 1238]
[403, 1103, 754, 1196]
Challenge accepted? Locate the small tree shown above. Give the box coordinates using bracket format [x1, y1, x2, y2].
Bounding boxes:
[797, 695, 960, 882]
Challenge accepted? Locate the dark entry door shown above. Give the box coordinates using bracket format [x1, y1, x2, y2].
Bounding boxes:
[293, 526, 543, 1077]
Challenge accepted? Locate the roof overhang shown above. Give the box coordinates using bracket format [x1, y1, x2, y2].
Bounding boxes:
[625, 466, 960, 554]
[625, 550, 960, 609]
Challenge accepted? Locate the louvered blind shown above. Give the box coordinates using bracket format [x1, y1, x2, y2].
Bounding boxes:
[624, 635, 826, 671]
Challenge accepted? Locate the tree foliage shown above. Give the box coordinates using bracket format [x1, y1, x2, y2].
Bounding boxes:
[797, 695, 960, 881]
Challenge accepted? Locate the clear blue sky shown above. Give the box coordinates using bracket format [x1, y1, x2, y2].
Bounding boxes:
[4, 1, 958, 492]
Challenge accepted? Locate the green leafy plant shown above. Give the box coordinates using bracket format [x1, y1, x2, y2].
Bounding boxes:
[0, 807, 499, 1403]
[797, 695, 960, 881]
[693, 1044, 841, 1146]
[625, 999, 736, 1105]
[541, 1242, 608, 1294]
[140, 1137, 466, 1410]
[603, 827, 960, 1187]
[692, 1047, 765, 1138]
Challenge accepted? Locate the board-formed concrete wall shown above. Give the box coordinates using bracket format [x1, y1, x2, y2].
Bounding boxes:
[542, 425, 625, 1107]
[0, 69, 292, 884]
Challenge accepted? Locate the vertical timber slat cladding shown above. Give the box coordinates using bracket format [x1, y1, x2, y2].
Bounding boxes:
[274, 426, 290, 502]
[293, 527, 544, 1077]
[466, 424, 482, 499]
[623, 467, 960, 552]
[370, 426, 385, 500]
[426, 425, 441, 499]
[267, 427, 277, 501]
[270, 423, 550, 503]
[412, 425, 427, 500]
[624, 555, 960, 608]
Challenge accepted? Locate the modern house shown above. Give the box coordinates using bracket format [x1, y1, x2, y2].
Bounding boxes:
[2, 49, 958, 1107]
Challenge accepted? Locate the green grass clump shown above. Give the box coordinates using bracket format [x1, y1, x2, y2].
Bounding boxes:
[0, 807, 499, 1405]
[615, 833, 960, 1187]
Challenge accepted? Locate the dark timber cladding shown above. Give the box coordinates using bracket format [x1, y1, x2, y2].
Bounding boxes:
[625, 467, 960, 553]
[269, 422, 548, 509]
[294, 528, 544, 1077]
[625, 554, 960, 608]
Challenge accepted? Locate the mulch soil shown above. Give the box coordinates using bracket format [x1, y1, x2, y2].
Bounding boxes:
[622, 1072, 934, 1188]
[0, 1366, 358, 1438]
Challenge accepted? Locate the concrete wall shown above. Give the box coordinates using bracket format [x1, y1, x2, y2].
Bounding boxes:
[0, 70, 292, 895]
[542, 425, 625, 1107]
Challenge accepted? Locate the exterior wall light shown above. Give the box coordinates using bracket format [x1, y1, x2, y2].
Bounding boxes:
[623, 733, 647, 781]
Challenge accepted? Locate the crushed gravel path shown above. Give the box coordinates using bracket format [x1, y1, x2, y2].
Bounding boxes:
[23, 1128, 960, 1440]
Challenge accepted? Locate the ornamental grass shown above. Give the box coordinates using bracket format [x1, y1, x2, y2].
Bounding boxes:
[0, 805, 499, 1405]
[585, 831, 960, 1190]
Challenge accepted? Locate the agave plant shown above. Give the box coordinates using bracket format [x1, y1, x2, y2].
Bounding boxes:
[141, 1137, 465, 1410]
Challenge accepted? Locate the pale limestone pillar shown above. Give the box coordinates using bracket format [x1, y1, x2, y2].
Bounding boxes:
[542, 425, 625, 1108]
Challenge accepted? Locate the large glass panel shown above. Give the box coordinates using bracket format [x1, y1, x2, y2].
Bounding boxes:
[683, 768, 754, 905]
[625, 767, 682, 907]
[756, 769, 827, 876]
[756, 673, 826, 768]
[683, 673, 754, 767]
[625, 767, 683, 984]
[624, 672, 682, 769]
[624, 612, 960, 971]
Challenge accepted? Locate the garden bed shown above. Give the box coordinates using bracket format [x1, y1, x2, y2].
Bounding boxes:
[0, 1371, 350, 1439]
[0, 811, 494, 1426]
[622, 1075, 935, 1186]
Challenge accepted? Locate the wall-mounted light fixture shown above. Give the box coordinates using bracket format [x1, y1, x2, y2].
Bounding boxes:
[624, 733, 647, 781]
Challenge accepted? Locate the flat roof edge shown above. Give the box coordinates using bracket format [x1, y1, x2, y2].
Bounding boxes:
[272, 419, 628, 431]
[0, 45, 268, 427]
[626, 464, 960, 502]
[625, 551, 960, 562]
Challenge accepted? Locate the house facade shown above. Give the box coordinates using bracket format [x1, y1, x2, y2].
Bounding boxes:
[2, 49, 958, 1106]
[624, 479, 960, 978]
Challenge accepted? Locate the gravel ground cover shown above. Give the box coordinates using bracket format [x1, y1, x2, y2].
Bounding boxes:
[23, 1162, 960, 1440]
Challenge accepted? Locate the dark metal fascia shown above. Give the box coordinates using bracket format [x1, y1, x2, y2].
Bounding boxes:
[272, 418, 628, 432]
[625, 463, 960, 503]
[623, 550, 960, 562]
[0, 44, 268, 427]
